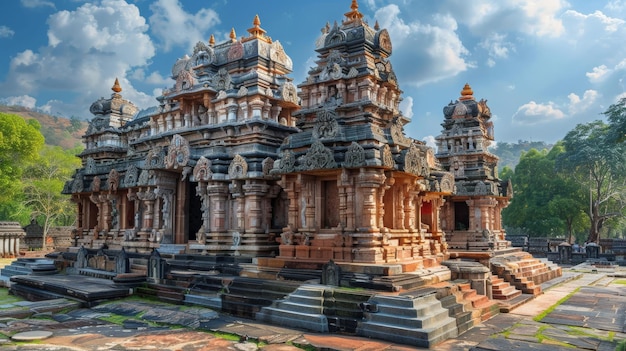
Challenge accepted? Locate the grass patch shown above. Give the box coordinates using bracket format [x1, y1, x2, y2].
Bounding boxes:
[612, 279, 626, 285]
[0, 288, 24, 305]
[533, 287, 580, 322]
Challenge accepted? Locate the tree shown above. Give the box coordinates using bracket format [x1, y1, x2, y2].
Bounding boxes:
[557, 120, 626, 243]
[0, 113, 45, 220]
[22, 145, 82, 248]
[503, 143, 588, 239]
[605, 97, 626, 143]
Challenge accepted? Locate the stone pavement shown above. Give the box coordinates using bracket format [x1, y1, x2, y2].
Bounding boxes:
[0, 264, 625, 350]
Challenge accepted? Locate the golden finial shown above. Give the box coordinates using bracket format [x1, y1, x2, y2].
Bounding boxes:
[243, 14, 271, 43]
[209, 34, 215, 47]
[374, 20, 380, 30]
[459, 83, 474, 101]
[112, 78, 122, 93]
[344, 0, 363, 24]
[230, 28, 236, 42]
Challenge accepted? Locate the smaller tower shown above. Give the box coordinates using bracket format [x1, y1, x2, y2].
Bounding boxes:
[436, 84, 512, 251]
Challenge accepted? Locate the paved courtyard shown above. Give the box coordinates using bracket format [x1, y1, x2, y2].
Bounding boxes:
[0, 262, 624, 350]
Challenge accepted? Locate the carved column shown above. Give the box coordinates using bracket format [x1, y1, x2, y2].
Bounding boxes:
[137, 188, 157, 232]
[207, 182, 229, 236]
[243, 180, 269, 233]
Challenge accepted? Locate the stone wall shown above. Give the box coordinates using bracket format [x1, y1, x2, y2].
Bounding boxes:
[21, 221, 73, 251]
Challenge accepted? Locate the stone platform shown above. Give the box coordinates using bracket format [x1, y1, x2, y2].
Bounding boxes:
[9, 274, 133, 305]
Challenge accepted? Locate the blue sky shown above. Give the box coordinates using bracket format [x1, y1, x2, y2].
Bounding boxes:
[1, 0, 626, 146]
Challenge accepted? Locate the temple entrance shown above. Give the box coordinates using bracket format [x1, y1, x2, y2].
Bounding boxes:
[454, 201, 470, 231]
[188, 181, 202, 242]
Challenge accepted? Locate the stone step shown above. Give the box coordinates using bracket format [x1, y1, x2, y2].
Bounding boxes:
[256, 307, 328, 333]
[364, 308, 452, 329]
[275, 300, 324, 315]
[356, 316, 458, 348]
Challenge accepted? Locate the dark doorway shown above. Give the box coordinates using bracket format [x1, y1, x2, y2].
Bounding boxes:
[454, 201, 470, 231]
[188, 181, 203, 242]
[322, 180, 339, 228]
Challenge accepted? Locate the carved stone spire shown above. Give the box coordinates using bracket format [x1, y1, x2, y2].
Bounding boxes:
[209, 34, 215, 47]
[229, 28, 237, 42]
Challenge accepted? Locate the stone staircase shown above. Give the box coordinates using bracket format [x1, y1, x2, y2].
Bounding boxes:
[490, 274, 522, 300]
[356, 289, 459, 348]
[490, 252, 562, 296]
[256, 285, 332, 333]
[456, 282, 500, 323]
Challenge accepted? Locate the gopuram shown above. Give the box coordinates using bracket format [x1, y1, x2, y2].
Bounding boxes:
[4, 0, 560, 347]
[436, 84, 512, 254]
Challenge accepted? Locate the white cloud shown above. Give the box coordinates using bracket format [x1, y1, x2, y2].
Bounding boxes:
[586, 65, 611, 83]
[513, 101, 565, 125]
[423, 135, 437, 149]
[446, 0, 567, 37]
[149, 0, 220, 52]
[0, 95, 37, 109]
[20, 0, 55, 9]
[479, 33, 514, 67]
[0, 0, 156, 116]
[400, 96, 414, 119]
[375, 5, 472, 86]
[0, 26, 14, 38]
[567, 90, 599, 114]
[565, 10, 625, 34]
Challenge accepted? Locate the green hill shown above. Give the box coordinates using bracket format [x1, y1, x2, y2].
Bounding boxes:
[0, 105, 86, 149]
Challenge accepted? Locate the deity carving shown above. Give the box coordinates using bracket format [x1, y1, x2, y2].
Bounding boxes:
[277, 150, 296, 173]
[124, 164, 138, 187]
[302, 141, 337, 170]
[313, 108, 339, 139]
[92, 176, 101, 192]
[165, 134, 190, 170]
[237, 86, 248, 97]
[228, 154, 248, 179]
[262, 157, 274, 176]
[145, 147, 165, 169]
[343, 142, 366, 168]
[193, 156, 213, 182]
[404, 145, 423, 176]
[108, 169, 119, 192]
[440, 173, 455, 193]
[175, 69, 195, 92]
[211, 68, 232, 91]
[281, 82, 298, 104]
[381, 144, 395, 168]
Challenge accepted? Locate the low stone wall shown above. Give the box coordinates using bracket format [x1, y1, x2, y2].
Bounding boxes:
[21, 221, 73, 251]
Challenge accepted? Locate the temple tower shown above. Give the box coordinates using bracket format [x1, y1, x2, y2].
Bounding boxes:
[269, 1, 454, 269]
[435, 84, 512, 252]
[65, 16, 300, 256]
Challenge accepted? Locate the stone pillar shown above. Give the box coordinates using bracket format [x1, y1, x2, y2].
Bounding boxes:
[586, 242, 600, 259]
[137, 188, 157, 232]
[243, 181, 269, 233]
[207, 182, 229, 235]
[558, 242, 572, 263]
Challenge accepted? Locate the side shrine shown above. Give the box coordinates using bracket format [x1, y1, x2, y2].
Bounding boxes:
[4, 1, 562, 348]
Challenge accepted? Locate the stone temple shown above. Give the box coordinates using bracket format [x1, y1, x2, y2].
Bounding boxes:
[6, 1, 564, 347]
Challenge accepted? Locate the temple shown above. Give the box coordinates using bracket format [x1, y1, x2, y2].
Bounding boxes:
[43, 1, 564, 347]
